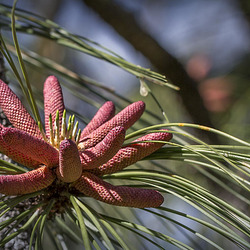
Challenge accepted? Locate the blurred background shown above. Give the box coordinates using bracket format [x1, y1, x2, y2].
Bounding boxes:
[1, 0, 250, 141]
[1, 0, 250, 249]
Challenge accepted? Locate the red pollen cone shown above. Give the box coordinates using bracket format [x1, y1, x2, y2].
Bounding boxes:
[0, 80, 42, 139]
[0, 166, 55, 195]
[80, 126, 125, 169]
[57, 139, 82, 183]
[80, 101, 115, 139]
[73, 172, 164, 208]
[79, 101, 145, 149]
[43, 76, 65, 137]
[1, 127, 59, 167]
[92, 131, 172, 176]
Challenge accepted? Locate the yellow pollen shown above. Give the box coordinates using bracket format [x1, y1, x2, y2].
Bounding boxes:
[48, 109, 81, 149]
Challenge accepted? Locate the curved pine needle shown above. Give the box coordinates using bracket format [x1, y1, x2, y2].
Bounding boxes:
[29, 214, 43, 250]
[126, 123, 250, 147]
[55, 217, 82, 244]
[127, 129, 250, 190]
[100, 214, 193, 250]
[99, 219, 130, 250]
[104, 171, 250, 244]
[143, 208, 223, 250]
[69, 195, 91, 250]
[0, 209, 39, 247]
[45, 223, 64, 250]
[75, 198, 115, 250]
[0, 159, 27, 173]
[107, 170, 249, 224]
[127, 177, 250, 248]
[146, 147, 250, 188]
[10, 0, 42, 126]
[0, 191, 43, 210]
[0, 202, 43, 232]
[0, 3, 175, 90]
[28, 199, 55, 250]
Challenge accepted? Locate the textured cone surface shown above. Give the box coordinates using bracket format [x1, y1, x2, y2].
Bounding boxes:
[92, 131, 172, 176]
[80, 126, 125, 169]
[44, 76, 65, 137]
[80, 101, 115, 139]
[73, 172, 164, 208]
[57, 139, 82, 183]
[0, 80, 42, 139]
[0, 125, 40, 168]
[0, 166, 55, 195]
[2, 127, 59, 167]
[79, 101, 145, 149]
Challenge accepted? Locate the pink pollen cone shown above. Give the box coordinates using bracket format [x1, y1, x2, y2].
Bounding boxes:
[1, 127, 59, 168]
[0, 80, 42, 139]
[43, 76, 65, 137]
[79, 101, 145, 149]
[92, 131, 173, 176]
[73, 172, 164, 208]
[0, 166, 55, 195]
[80, 101, 115, 139]
[57, 139, 82, 183]
[80, 126, 125, 169]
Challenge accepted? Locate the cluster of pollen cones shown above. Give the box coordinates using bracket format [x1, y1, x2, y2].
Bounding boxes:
[0, 76, 172, 208]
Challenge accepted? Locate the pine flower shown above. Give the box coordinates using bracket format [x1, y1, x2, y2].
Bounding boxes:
[0, 76, 172, 209]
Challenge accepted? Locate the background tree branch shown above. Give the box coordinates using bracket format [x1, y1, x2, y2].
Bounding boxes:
[82, 0, 219, 143]
[238, 0, 250, 25]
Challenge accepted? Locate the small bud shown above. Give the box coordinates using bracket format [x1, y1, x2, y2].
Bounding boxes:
[61, 109, 66, 139]
[49, 114, 55, 146]
[76, 129, 81, 145]
[55, 110, 60, 145]
[67, 115, 71, 132]
[72, 121, 79, 140]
